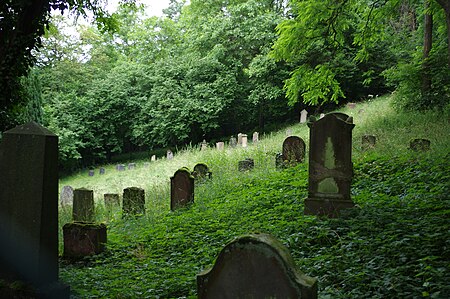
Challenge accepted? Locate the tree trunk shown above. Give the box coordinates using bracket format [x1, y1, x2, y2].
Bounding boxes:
[422, 0, 433, 96]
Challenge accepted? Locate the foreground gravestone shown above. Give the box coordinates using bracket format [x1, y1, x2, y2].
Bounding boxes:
[300, 109, 308, 123]
[197, 233, 318, 299]
[104, 193, 120, 209]
[238, 158, 254, 171]
[362, 134, 376, 149]
[304, 113, 355, 217]
[122, 187, 145, 216]
[410, 138, 431, 151]
[170, 168, 195, 211]
[193, 163, 212, 181]
[0, 122, 69, 297]
[282, 136, 306, 165]
[73, 188, 95, 222]
[229, 136, 237, 148]
[63, 223, 106, 259]
[60, 185, 74, 207]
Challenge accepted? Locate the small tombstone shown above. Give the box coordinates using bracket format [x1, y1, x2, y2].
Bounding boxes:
[104, 193, 120, 209]
[197, 233, 318, 299]
[99, 167, 105, 175]
[361, 134, 376, 149]
[201, 140, 208, 151]
[319, 113, 325, 119]
[60, 185, 74, 207]
[347, 102, 356, 109]
[252, 132, 259, 144]
[167, 150, 174, 160]
[286, 128, 293, 136]
[0, 122, 69, 297]
[282, 136, 306, 166]
[216, 142, 225, 151]
[275, 153, 284, 170]
[73, 188, 95, 222]
[229, 136, 237, 148]
[88, 169, 95, 176]
[63, 223, 107, 259]
[170, 168, 195, 211]
[128, 163, 136, 170]
[241, 134, 248, 148]
[192, 163, 212, 181]
[300, 109, 308, 123]
[151, 155, 156, 162]
[116, 164, 125, 171]
[409, 138, 431, 152]
[304, 113, 355, 217]
[238, 158, 254, 171]
[237, 133, 243, 145]
[122, 187, 145, 216]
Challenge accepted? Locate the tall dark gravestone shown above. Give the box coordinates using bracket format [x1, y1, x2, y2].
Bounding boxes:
[304, 113, 355, 217]
[0, 122, 69, 297]
[122, 187, 145, 216]
[282, 136, 306, 165]
[72, 188, 95, 222]
[170, 168, 195, 211]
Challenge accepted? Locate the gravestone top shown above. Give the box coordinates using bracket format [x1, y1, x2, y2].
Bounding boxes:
[197, 233, 318, 299]
[216, 142, 225, 150]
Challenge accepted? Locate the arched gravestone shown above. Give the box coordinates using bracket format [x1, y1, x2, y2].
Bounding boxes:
[197, 233, 318, 299]
[193, 163, 212, 181]
[60, 185, 74, 207]
[170, 168, 195, 211]
[0, 122, 69, 297]
[304, 113, 355, 217]
[282, 136, 306, 165]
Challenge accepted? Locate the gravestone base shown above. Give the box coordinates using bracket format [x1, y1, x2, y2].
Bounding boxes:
[304, 197, 355, 218]
[63, 222, 107, 259]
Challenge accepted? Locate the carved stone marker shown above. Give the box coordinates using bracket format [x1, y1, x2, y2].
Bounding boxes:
[241, 134, 248, 148]
[116, 164, 125, 171]
[99, 167, 105, 175]
[63, 223, 107, 259]
[237, 133, 243, 145]
[122, 187, 145, 216]
[304, 113, 355, 217]
[238, 158, 254, 171]
[0, 122, 69, 297]
[362, 134, 376, 149]
[88, 169, 95, 176]
[167, 149, 174, 160]
[201, 140, 208, 151]
[216, 141, 225, 151]
[128, 163, 136, 170]
[410, 138, 431, 151]
[229, 136, 237, 148]
[300, 109, 308, 123]
[73, 188, 95, 222]
[104, 193, 120, 209]
[170, 168, 195, 211]
[197, 233, 318, 299]
[252, 132, 259, 144]
[193, 163, 212, 181]
[60, 185, 74, 207]
[282, 136, 306, 165]
[151, 154, 156, 162]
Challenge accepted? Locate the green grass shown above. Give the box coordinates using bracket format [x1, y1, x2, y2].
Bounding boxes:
[59, 95, 450, 298]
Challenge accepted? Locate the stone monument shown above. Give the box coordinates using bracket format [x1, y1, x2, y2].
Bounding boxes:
[170, 168, 195, 211]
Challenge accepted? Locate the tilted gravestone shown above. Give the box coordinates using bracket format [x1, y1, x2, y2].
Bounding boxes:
[60, 185, 74, 207]
[362, 134, 376, 149]
[122, 187, 145, 216]
[282, 136, 306, 166]
[300, 109, 308, 123]
[73, 188, 95, 223]
[192, 163, 212, 181]
[229, 136, 237, 148]
[170, 168, 195, 211]
[409, 138, 431, 152]
[104, 193, 120, 209]
[197, 233, 318, 299]
[0, 122, 69, 297]
[63, 223, 107, 259]
[238, 158, 254, 171]
[304, 113, 355, 217]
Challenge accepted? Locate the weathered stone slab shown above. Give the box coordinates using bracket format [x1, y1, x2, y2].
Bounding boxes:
[197, 233, 318, 299]
[237, 133, 243, 145]
[99, 167, 105, 175]
[88, 169, 95, 176]
[167, 150, 174, 160]
[362, 134, 376, 149]
[229, 136, 237, 148]
[238, 158, 254, 171]
[170, 168, 195, 211]
[122, 187, 145, 216]
[216, 142, 225, 151]
[63, 222, 107, 258]
[409, 138, 430, 151]
[252, 132, 259, 144]
[73, 188, 95, 222]
[241, 134, 248, 148]
[0, 122, 69, 297]
[60, 185, 74, 207]
[304, 113, 355, 217]
[282, 136, 306, 166]
[192, 163, 212, 181]
[300, 109, 308, 123]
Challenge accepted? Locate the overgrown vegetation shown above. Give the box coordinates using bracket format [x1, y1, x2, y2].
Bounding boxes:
[58, 96, 450, 298]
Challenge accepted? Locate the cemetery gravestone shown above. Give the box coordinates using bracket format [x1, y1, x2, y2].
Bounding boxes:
[60, 185, 74, 207]
[300, 109, 308, 123]
[128, 163, 136, 170]
[216, 142, 225, 151]
[282, 136, 306, 166]
[0, 122, 69, 297]
[122, 187, 146, 216]
[362, 134, 376, 149]
[63, 223, 107, 259]
[117, 164, 125, 171]
[238, 158, 254, 171]
[151, 155, 156, 162]
[237, 133, 243, 145]
[99, 167, 105, 175]
[88, 169, 95, 176]
[197, 233, 318, 299]
[410, 138, 431, 151]
[241, 134, 248, 148]
[104, 193, 120, 209]
[229, 136, 237, 148]
[201, 140, 208, 151]
[252, 132, 259, 144]
[170, 168, 195, 211]
[73, 188, 95, 222]
[193, 163, 212, 181]
[167, 150, 174, 160]
[304, 113, 355, 217]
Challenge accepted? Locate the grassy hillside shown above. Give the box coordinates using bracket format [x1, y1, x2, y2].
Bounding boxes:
[59, 96, 450, 298]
